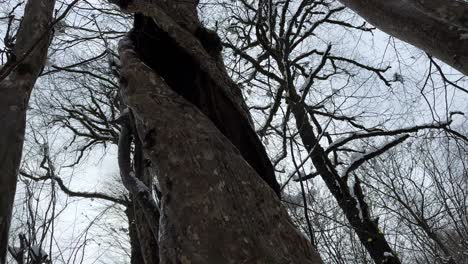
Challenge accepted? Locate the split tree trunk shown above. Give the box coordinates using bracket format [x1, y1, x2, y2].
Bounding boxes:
[339, 0, 468, 75]
[133, 139, 160, 264]
[112, 0, 281, 198]
[0, 1, 56, 262]
[112, 1, 323, 262]
[118, 35, 323, 263]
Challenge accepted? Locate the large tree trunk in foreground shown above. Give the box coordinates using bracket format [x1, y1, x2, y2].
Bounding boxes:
[112, 0, 281, 198]
[339, 0, 468, 75]
[0, 0, 56, 262]
[113, 1, 321, 262]
[118, 36, 322, 263]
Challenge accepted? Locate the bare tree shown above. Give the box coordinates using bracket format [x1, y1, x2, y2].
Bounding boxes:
[212, 0, 467, 263]
[1, 0, 465, 263]
[363, 130, 468, 264]
[0, 1, 56, 262]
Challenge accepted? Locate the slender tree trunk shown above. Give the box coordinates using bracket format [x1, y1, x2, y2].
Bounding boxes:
[133, 202, 160, 264]
[0, 1, 56, 262]
[133, 140, 159, 264]
[126, 203, 145, 264]
[118, 35, 323, 263]
[286, 91, 401, 264]
[127, 198, 159, 264]
[338, 0, 468, 75]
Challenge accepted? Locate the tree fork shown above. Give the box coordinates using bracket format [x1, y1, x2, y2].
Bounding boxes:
[118, 33, 323, 263]
[110, 0, 282, 197]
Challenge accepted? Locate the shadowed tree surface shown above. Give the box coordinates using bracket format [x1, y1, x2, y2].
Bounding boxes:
[0, 0, 56, 262]
[338, 0, 468, 75]
[110, 0, 323, 262]
[118, 35, 323, 263]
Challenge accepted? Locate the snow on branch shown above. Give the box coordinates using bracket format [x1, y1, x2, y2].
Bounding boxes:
[341, 134, 410, 178]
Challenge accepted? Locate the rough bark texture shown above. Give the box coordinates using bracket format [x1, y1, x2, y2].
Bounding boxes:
[118, 36, 323, 263]
[134, 138, 160, 264]
[0, 1, 56, 262]
[130, 14, 281, 197]
[127, 199, 160, 264]
[339, 0, 468, 75]
[134, 202, 160, 264]
[110, 0, 281, 198]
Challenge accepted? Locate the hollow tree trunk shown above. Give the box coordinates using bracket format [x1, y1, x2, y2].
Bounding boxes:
[338, 0, 468, 75]
[118, 35, 323, 263]
[111, 0, 281, 198]
[112, 1, 322, 262]
[0, 0, 56, 262]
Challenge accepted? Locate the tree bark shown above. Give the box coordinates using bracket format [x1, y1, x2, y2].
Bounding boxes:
[126, 203, 146, 264]
[111, 0, 281, 198]
[134, 202, 160, 264]
[338, 0, 468, 75]
[0, 0, 56, 262]
[127, 198, 160, 264]
[118, 35, 323, 263]
[133, 139, 160, 264]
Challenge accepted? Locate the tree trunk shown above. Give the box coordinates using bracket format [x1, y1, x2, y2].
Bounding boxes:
[126, 203, 146, 264]
[127, 198, 159, 264]
[134, 202, 160, 264]
[338, 0, 468, 75]
[286, 90, 401, 264]
[118, 35, 323, 263]
[111, 1, 322, 262]
[133, 141, 160, 264]
[0, 0, 56, 262]
[111, 0, 281, 198]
